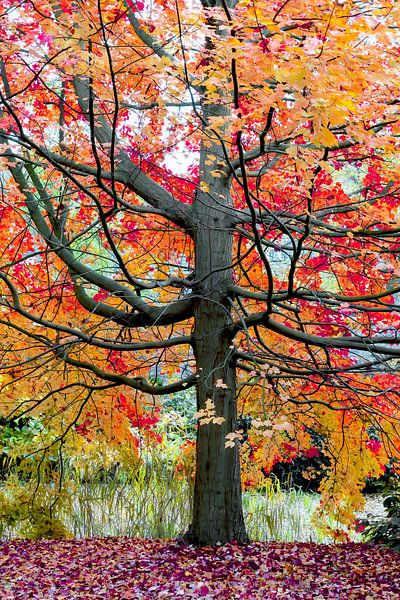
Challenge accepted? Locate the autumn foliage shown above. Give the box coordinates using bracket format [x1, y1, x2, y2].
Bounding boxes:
[0, 0, 400, 544]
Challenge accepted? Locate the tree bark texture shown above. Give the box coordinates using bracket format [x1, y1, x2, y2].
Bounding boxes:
[187, 128, 249, 544]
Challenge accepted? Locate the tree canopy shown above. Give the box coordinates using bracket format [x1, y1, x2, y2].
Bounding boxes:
[1, 0, 400, 545]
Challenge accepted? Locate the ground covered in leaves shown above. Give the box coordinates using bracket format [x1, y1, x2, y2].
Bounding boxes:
[1, 538, 400, 598]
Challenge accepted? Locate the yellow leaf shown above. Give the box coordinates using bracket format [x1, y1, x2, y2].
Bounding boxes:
[314, 127, 338, 148]
[276, 67, 306, 88]
[286, 145, 298, 158]
[199, 182, 210, 193]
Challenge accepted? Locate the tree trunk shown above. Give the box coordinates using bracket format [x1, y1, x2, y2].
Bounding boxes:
[186, 132, 249, 545]
[189, 301, 249, 545]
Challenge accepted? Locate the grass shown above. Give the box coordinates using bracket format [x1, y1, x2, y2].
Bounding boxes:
[243, 483, 325, 543]
[1, 462, 348, 543]
[66, 467, 193, 539]
[0, 441, 370, 543]
[66, 476, 326, 542]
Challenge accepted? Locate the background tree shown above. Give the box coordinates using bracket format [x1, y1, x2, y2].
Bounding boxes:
[0, 0, 400, 545]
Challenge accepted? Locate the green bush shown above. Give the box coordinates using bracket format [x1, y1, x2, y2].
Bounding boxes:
[360, 479, 400, 550]
[0, 416, 45, 479]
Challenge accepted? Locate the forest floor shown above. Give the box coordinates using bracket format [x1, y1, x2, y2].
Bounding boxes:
[1, 537, 400, 598]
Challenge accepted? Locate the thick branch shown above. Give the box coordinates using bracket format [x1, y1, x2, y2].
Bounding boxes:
[73, 76, 191, 230]
[0, 272, 192, 348]
[241, 314, 400, 357]
[62, 353, 199, 395]
[7, 162, 193, 326]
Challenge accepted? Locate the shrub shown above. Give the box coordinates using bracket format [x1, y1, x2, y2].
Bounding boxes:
[360, 478, 400, 550]
[0, 416, 45, 479]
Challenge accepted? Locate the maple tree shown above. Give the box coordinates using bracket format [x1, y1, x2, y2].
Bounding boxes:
[1, 0, 400, 546]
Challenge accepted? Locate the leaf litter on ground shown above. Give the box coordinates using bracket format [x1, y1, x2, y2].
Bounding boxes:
[1, 538, 400, 599]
